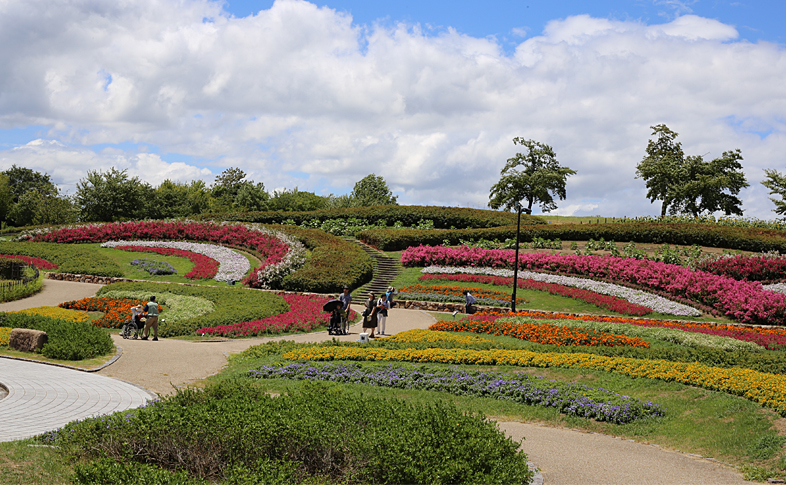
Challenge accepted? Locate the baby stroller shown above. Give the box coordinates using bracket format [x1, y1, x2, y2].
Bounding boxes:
[324, 299, 347, 335]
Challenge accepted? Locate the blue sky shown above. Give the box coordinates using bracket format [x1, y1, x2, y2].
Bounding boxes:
[1, 0, 785, 218]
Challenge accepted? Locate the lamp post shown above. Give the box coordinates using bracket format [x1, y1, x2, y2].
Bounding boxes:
[511, 202, 530, 313]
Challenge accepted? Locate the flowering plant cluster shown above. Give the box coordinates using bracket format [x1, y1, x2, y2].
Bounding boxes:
[100, 290, 214, 325]
[0, 327, 10, 346]
[281, 345, 786, 416]
[249, 362, 663, 424]
[403, 245, 786, 325]
[195, 294, 355, 337]
[103, 240, 248, 282]
[0, 254, 58, 270]
[129, 258, 177, 276]
[398, 284, 526, 308]
[9, 306, 89, 323]
[420, 273, 653, 317]
[421, 265, 700, 317]
[430, 318, 650, 348]
[384, 329, 495, 345]
[59, 297, 156, 328]
[697, 253, 786, 283]
[109, 245, 217, 279]
[242, 224, 308, 289]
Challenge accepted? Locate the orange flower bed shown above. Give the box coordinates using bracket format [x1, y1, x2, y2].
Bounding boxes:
[59, 297, 153, 328]
[430, 318, 650, 348]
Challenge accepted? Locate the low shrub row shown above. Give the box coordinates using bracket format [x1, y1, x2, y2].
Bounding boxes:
[0, 313, 113, 360]
[95, 282, 289, 337]
[357, 226, 521, 251]
[197, 205, 539, 229]
[0, 270, 44, 303]
[0, 242, 123, 277]
[46, 380, 533, 485]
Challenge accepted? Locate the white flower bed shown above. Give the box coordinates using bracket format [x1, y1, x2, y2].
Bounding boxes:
[101, 240, 250, 283]
[421, 265, 702, 317]
[245, 224, 307, 289]
[764, 283, 786, 295]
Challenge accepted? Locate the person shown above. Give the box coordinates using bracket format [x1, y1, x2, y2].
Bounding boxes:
[127, 304, 144, 339]
[376, 293, 390, 335]
[386, 286, 396, 308]
[141, 295, 160, 341]
[463, 290, 476, 314]
[362, 292, 378, 338]
[339, 286, 352, 334]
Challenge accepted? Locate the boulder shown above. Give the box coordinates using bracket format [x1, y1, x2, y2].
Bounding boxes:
[9, 328, 48, 353]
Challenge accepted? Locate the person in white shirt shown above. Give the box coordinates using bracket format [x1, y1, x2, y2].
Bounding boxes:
[376, 293, 390, 335]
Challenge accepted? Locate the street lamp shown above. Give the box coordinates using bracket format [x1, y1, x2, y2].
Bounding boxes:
[511, 202, 531, 313]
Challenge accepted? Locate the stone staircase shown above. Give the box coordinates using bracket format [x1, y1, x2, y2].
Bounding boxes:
[346, 238, 401, 297]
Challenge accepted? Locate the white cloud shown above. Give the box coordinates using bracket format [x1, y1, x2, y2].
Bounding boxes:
[0, 0, 785, 219]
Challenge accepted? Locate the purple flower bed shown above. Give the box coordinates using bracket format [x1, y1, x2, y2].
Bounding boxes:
[249, 362, 664, 424]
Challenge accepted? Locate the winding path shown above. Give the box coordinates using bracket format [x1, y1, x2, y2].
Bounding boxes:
[0, 280, 747, 483]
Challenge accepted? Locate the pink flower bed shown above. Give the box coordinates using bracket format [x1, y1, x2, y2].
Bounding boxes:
[697, 254, 786, 283]
[26, 221, 289, 271]
[113, 246, 219, 279]
[403, 245, 786, 326]
[196, 294, 355, 337]
[420, 273, 653, 316]
[0, 254, 58, 270]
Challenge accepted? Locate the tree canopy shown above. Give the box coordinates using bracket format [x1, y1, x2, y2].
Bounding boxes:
[762, 168, 786, 218]
[488, 138, 576, 213]
[350, 174, 398, 207]
[76, 167, 151, 222]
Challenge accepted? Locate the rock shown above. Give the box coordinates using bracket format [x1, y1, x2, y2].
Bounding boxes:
[9, 329, 48, 353]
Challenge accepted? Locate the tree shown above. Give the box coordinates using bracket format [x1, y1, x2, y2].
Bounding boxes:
[0, 173, 12, 224]
[762, 169, 786, 218]
[211, 167, 268, 211]
[350, 174, 398, 206]
[266, 188, 328, 212]
[488, 138, 576, 213]
[76, 167, 151, 222]
[2, 165, 56, 203]
[636, 125, 749, 216]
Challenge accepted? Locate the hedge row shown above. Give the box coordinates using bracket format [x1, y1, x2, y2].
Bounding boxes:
[0, 242, 124, 277]
[96, 282, 290, 337]
[272, 225, 373, 293]
[0, 313, 114, 360]
[198, 205, 541, 229]
[358, 222, 786, 252]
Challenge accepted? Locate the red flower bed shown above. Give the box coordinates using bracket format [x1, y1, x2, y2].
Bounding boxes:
[196, 294, 356, 337]
[0, 254, 58, 270]
[697, 255, 786, 283]
[420, 273, 652, 316]
[59, 297, 152, 328]
[114, 245, 219, 279]
[430, 318, 650, 348]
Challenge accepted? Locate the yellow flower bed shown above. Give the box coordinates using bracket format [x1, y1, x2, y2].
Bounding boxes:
[0, 327, 10, 346]
[282, 346, 786, 416]
[10, 306, 89, 323]
[383, 329, 494, 345]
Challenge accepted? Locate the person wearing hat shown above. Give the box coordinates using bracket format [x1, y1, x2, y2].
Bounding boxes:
[362, 292, 378, 338]
[376, 292, 390, 335]
[386, 286, 396, 308]
[141, 295, 160, 341]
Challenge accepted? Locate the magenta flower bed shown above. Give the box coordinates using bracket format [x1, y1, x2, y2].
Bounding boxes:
[196, 294, 354, 337]
[114, 246, 219, 279]
[403, 245, 786, 325]
[698, 255, 786, 283]
[0, 254, 58, 270]
[420, 273, 653, 316]
[26, 221, 289, 271]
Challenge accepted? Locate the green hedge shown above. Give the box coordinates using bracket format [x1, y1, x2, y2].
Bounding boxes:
[96, 282, 290, 337]
[358, 222, 786, 252]
[0, 313, 114, 360]
[0, 271, 44, 303]
[198, 205, 542, 229]
[0, 242, 124, 277]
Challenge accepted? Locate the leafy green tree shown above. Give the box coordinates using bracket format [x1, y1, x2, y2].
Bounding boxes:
[266, 188, 327, 212]
[2, 165, 56, 203]
[488, 138, 576, 213]
[636, 125, 748, 216]
[7, 187, 77, 226]
[350, 174, 398, 206]
[211, 167, 268, 211]
[762, 169, 786, 218]
[76, 167, 151, 222]
[0, 173, 13, 224]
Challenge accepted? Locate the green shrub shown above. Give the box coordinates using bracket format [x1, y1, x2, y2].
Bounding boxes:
[51, 380, 533, 485]
[0, 313, 113, 360]
[0, 242, 123, 277]
[0, 270, 44, 303]
[96, 282, 290, 337]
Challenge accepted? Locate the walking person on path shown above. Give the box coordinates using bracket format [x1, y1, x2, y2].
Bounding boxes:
[141, 295, 160, 341]
[386, 286, 396, 308]
[339, 286, 352, 334]
[377, 293, 390, 335]
[362, 292, 378, 338]
[463, 290, 476, 314]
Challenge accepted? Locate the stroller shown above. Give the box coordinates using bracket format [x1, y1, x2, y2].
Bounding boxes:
[121, 305, 144, 339]
[328, 308, 346, 335]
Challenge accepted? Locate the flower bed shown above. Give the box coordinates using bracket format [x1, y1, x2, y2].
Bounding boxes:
[99, 290, 214, 325]
[384, 328, 495, 345]
[422, 265, 701, 317]
[403, 246, 786, 325]
[421, 273, 653, 316]
[430, 319, 650, 348]
[698, 253, 786, 283]
[398, 284, 525, 308]
[0, 254, 58, 270]
[130, 258, 177, 276]
[59, 297, 151, 328]
[9, 306, 89, 323]
[249, 362, 663, 424]
[195, 294, 355, 337]
[0, 327, 10, 346]
[111, 245, 218, 279]
[281, 346, 786, 416]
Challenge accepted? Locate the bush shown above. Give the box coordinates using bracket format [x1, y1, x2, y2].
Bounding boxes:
[96, 282, 290, 337]
[0, 313, 113, 360]
[50, 380, 533, 485]
[0, 242, 123, 277]
[0, 270, 44, 303]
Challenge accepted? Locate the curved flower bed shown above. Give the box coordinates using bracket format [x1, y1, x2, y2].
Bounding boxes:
[102, 241, 247, 282]
[59, 297, 151, 328]
[100, 290, 215, 325]
[110, 245, 218, 279]
[398, 284, 525, 308]
[422, 265, 700, 317]
[196, 294, 355, 337]
[421, 273, 653, 317]
[130, 258, 177, 276]
[384, 329, 494, 345]
[9, 306, 88, 323]
[249, 362, 663, 424]
[281, 346, 786, 416]
[430, 319, 650, 348]
[403, 246, 786, 325]
[698, 254, 786, 283]
[0, 254, 58, 270]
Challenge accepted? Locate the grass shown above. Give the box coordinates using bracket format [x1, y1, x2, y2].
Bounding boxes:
[0, 439, 70, 485]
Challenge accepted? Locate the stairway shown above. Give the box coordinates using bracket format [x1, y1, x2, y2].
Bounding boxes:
[346, 238, 401, 297]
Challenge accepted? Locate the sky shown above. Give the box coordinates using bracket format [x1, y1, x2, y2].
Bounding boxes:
[1, 0, 785, 218]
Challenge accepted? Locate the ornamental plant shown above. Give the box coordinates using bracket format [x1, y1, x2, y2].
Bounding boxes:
[110, 245, 218, 279]
[398, 284, 526, 308]
[698, 253, 786, 283]
[0, 326, 10, 346]
[100, 290, 214, 325]
[9, 306, 89, 323]
[59, 297, 153, 328]
[129, 258, 177, 276]
[0, 254, 58, 270]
